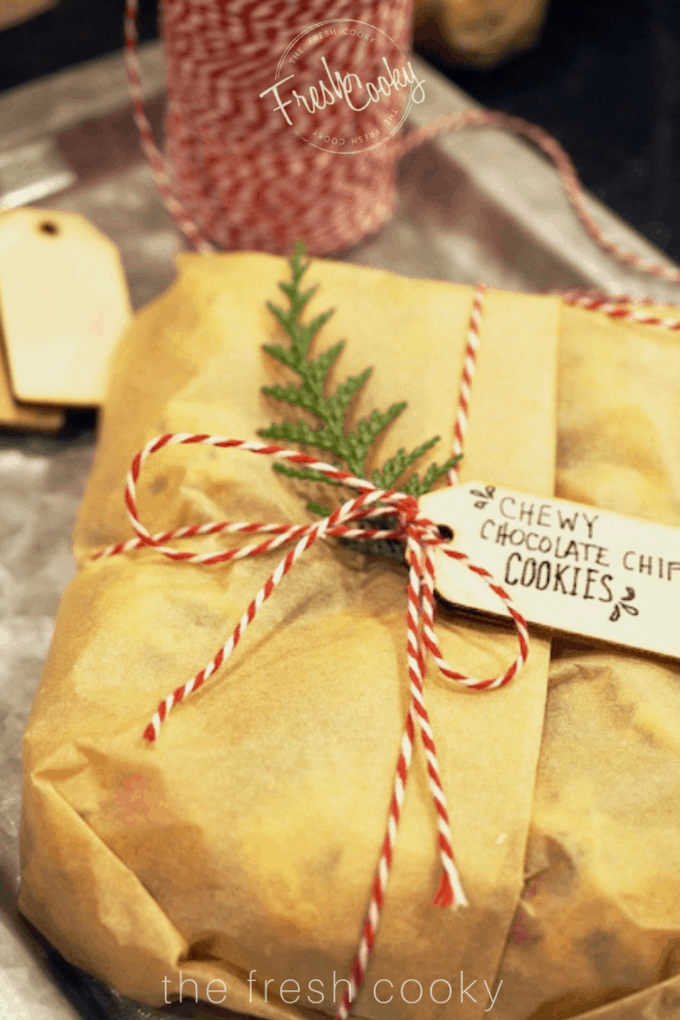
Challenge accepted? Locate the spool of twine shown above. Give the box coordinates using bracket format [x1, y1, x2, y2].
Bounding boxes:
[131, 0, 416, 255]
[126, 0, 680, 282]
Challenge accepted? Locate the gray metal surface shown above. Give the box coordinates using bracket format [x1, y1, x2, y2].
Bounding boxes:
[1, 41, 679, 1020]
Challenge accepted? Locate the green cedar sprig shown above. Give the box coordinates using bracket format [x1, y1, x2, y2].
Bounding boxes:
[259, 241, 459, 515]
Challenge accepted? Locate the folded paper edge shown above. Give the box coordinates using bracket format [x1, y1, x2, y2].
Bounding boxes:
[18, 770, 313, 1020]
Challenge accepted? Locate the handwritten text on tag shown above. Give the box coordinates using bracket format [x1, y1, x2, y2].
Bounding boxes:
[419, 483, 680, 660]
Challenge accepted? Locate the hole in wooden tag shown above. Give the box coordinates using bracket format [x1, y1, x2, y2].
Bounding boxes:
[39, 220, 59, 236]
[437, 524, 454, 541]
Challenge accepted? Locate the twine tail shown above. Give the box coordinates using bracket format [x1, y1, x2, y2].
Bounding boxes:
[433, 870, 454, 908]
[434, 852, 471, 909]
[432, 866, 468, 910]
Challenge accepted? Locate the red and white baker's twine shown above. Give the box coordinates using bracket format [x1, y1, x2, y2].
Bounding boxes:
[396, 110, 680, 288]
[95, 290, 529, 1016]
[555, 290, 680, 329]
[124, 1, 680, 286]
[119, 2, 680, 1003]
[98, 432, 528, 1017]
[124, 0, 413, 256]
[448, 282, 486, 486]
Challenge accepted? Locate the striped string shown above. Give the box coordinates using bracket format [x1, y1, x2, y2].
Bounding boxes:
[334, 283, 488, 1018]
[119, 1, 680, 997]
[124, 2, 680, 284]
[448, 282, 486, 485]
[94, 288, 521, 1016]
[90, 284, 502, 1015]
[557, 291, 680, 329]
[396, 110, 680, 287]
[124, 0, 412, 256]
[100, 429, 528, 1015]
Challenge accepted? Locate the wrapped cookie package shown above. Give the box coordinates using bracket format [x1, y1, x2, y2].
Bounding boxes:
[19, 253, 680, 1020]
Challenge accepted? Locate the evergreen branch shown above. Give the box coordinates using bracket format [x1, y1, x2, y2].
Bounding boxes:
[298, 310, 335, 358]
[342, 403, 407, 476]
[289, 239, 309, 286]
[259, 419, 338, 454]
[372, 435, 441, 490]
[306, 500, 333, 516]
[273, 462, 343, 486]
[260, 242, 460, 535]
[261, 383, 318, 413]
[265, 301, 334, 364]
[266, 300, 297, 335]
[402, 455, 462, 497]
[301, 341, 345, 401]
[277, 280, 316, 317]
[325, 368, 373, 434]
[309, 340, 345, 377]
[261, 343, 299, 371]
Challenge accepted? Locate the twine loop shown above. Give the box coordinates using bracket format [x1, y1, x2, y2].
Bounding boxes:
[95, 434, 529, 937]
[87, 285, 535, 1017]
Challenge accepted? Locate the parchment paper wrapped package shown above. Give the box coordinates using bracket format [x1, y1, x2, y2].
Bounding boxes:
[20, 254, 680, 1020]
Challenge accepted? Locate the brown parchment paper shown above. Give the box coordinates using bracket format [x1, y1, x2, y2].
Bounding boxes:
[20, 255, 680, 1019]
[20, 253, 560, 1020]
[489, 305, 680, 1020]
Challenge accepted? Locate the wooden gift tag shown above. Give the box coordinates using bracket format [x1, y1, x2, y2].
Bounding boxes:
[0, 341, 64, 430]
[420, 482, 680, 660]
[0, 208, 132, 408]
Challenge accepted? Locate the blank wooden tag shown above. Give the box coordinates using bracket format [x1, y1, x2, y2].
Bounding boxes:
[0, 208, 132, 406]
[0, 335, 64, 431]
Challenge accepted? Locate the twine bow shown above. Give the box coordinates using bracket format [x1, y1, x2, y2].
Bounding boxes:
[95, 431, 529, 1017]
